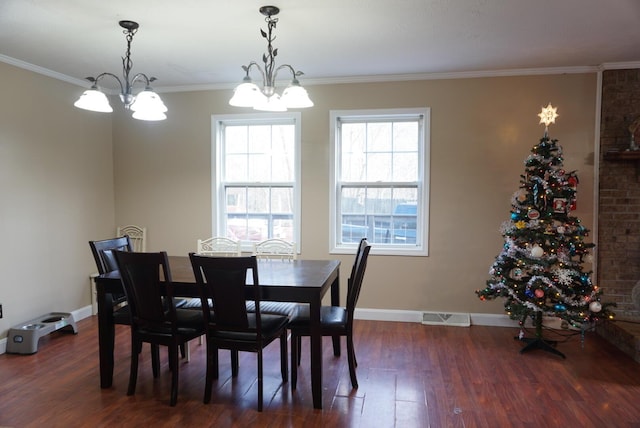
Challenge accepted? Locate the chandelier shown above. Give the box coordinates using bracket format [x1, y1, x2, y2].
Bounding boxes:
[74, 20, 167, 121]
[229, 6, 313, 112]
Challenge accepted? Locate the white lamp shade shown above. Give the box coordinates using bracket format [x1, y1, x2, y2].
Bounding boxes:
[74, 89, 113, 113]
[253, 93, 287, 112]
[130, 90, 167, 113]
[132, 109, 167, 121]
[229, 82, 263, 107]
[281, 84, 314, 108]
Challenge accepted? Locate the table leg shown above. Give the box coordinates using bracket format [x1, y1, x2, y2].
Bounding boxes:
[96, 281, 115, 388]
[309, 295, 322, 409]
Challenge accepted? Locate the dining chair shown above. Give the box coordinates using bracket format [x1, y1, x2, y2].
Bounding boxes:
[288, 239, 371, 390]
[116, 225, 146, 252]
[189, 253, 289, 411]
[89, 236, 161, 376]
[114, 250, 205, 406]
[253, 238, 297, 261]
[189, 237, 296, 318]
[196, 236, 241, 256]
[249, 238, 298, 316]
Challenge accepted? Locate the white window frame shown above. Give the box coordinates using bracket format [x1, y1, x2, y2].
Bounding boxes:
[330, 108, 430, 256]
[212, 112, 301, 253]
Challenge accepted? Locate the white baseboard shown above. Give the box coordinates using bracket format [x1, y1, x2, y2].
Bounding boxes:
[72, 305, 93, 322]
[355, 308, 520, 328]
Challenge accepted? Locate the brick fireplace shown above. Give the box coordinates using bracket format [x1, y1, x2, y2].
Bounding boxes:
[597, 68, 640, 361]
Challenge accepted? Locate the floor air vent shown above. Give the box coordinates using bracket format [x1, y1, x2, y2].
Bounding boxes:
[421, 312, 470, 327]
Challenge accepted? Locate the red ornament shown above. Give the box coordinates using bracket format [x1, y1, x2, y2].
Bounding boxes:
[534, 289, 545, 298]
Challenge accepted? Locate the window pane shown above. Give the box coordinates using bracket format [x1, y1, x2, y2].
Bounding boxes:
[393, 152, 418, 181]
[393, 122, 419, 152]
[247, 187, 269, 213]
[368, 122, 392, 152]
[225, 154, 247, 182]
[366, 152, 392, 181]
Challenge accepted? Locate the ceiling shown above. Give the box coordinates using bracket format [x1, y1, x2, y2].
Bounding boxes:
[1, 0, 640, 92]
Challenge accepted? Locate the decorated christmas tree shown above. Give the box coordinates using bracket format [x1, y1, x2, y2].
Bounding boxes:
[476, 104, 614, 358]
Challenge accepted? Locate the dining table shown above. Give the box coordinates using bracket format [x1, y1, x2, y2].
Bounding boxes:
[94, 255, 341, 410]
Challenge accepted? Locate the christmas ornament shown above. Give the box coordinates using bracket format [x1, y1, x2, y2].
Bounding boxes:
[510, 268, 524, 280]
[530, 244, 544, 258]
[534, 289, 545, 298]
[589, 301, 602, 313]
[554, 304, 567, 312]
[527, 209, 540, 220]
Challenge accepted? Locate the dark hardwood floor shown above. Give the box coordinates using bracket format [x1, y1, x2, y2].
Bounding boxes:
[1, 316, 640, 427]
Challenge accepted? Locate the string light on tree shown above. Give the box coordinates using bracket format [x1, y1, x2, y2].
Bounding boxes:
[476, 104, 614, 358]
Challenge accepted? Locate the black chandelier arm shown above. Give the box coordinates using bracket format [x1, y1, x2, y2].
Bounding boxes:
[243, 61, 268, 87]
[90, 73, 125, 94]
[274, 64, 305, 82]
[130, 72, 156, 89]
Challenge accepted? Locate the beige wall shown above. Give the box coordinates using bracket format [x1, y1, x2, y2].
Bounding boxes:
[113, 73, 597, 315]
[0, 62, 114, 338]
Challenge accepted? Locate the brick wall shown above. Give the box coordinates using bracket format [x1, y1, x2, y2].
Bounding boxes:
[599, 69, 640, 319]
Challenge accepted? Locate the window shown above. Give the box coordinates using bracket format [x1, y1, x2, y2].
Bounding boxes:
[212, 113, 301, 252]
[330, 108, 430, 256]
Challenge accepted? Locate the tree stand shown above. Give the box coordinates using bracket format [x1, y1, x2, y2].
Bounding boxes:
[515, 312, 566, 359]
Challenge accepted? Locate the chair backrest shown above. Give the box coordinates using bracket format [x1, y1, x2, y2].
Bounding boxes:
[190, 254, 261, 333]
[116, 225, 147, 252]
[197, 237, 241, 257]
[89, 236, 134, 275]
[253, 238, 297, 261]
[349, 238, 368, 284]
[346, 240, 371, 322]
[113, 250, 177, 331]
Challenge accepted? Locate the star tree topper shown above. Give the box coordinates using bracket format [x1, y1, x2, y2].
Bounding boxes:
[538, 103, 559, 136]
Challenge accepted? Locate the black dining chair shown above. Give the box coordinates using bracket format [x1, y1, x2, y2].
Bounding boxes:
[189, 253, 289, 411]
[113, 250, 205, 406]
[288, 239, 371, 390]
[90, 236, 162, 375]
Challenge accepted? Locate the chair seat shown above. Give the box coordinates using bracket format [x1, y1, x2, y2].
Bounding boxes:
[211, 313, 288, 342]
[288, 305, 347, 330]
[245, 301, 297, 317]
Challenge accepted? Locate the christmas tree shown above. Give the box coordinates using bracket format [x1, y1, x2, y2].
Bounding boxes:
[476, 104, 614, 358]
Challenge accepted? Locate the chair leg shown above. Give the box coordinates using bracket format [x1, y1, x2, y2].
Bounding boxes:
[346, 334, 358, 389]
[184, 342, 191, 362]
[179, 343, 186, 359]
[231, 350, 239, 377]
[290, 332, 298, 390]
[257, 349, 263, 412]
[128, 337, 140, 396]
[151, 344, 160, 378]
[280, 331, 288, 383]
[204, 339, 217, 404]
[169, 344, 179, 406]
[332, 334, 341, 357]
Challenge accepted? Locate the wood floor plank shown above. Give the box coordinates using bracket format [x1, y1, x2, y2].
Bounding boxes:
[2, 317, 640, 427]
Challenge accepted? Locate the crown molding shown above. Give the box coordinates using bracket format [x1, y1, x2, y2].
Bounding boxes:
[2, 52, 638, 93]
